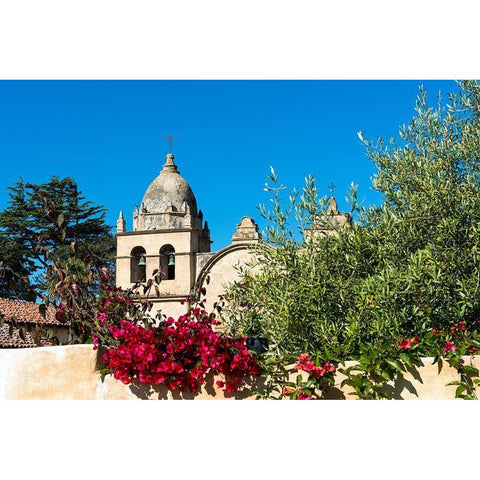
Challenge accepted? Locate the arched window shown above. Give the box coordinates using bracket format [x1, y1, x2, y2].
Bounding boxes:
[159, 244, 175, 280]
[130, 246, 146, 283]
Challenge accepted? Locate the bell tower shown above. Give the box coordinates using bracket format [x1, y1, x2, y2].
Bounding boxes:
[116, 149, 212, 318]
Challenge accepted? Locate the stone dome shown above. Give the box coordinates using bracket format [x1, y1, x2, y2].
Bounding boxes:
[141, 153, 198, 216]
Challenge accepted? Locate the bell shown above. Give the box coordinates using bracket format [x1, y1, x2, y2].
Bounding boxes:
[167, 255, 175, 266]
[138, 256, 146, 266]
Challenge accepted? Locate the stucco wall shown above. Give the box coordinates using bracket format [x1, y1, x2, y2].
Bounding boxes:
[0, 345, 477, 400]
[197, 245, 258, 316]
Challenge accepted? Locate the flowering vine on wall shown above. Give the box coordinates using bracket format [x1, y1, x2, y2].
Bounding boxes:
[91, 285, 260, 395]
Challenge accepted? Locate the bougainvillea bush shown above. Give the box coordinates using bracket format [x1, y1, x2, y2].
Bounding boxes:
[101, 305, 260, 394]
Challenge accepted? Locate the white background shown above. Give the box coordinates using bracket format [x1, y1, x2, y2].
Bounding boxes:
[1, 1, 480, 479]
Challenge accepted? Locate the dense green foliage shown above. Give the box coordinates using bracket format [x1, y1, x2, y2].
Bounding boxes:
[0, 176, 115, 300]
[223, 81, 480, 368]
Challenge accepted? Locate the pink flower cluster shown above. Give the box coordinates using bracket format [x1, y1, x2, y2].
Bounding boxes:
[294, 353, 335, 378]
[97, 286, 131, 328]
[296, 389, 312, 400]
[102, 308, 260, 394]
[443, 341, 457, 353]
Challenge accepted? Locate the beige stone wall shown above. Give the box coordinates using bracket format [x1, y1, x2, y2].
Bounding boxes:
[196, 245, 257, 315]
[0, 345, 258, 400]
[146, 297, 191, 321]
[0, 345, 477, 400]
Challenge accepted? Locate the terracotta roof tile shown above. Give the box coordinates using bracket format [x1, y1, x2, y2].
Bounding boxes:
[0, 298, 65, 327]
[0, 324, 52, 348]
[0, 298, 69, 348]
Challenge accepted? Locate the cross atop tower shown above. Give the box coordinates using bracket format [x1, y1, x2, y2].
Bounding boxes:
[328, 181, 337, 196]
[164, 134, 178, 153]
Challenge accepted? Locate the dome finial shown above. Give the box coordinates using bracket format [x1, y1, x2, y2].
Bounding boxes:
[162, 152, 178, 172]
[162, 134, 179, 172]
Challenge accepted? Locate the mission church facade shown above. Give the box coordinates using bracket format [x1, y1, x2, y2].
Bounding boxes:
[115, 151, 261, 319]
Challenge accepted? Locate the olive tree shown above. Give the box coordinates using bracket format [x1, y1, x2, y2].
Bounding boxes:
[223, 81, 480, 364]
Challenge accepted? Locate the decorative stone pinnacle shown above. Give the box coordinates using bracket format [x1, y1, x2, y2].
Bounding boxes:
[232, 216, 261, 243]
[116, 210, 126, 233]
[327, 196, 339, 215]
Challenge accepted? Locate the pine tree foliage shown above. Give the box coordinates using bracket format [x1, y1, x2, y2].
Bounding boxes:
[0, 176, 115, 299]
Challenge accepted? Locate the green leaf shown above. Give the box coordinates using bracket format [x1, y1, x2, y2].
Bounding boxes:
[98, 368, 111, 383]
[455, 385, 467, 397]
[399, 353, 412, 368]
[385, 359, 403, 372]
[461, 365, 479, 376]
[446, 381, 462, 386]
[379, 370, 392, 382]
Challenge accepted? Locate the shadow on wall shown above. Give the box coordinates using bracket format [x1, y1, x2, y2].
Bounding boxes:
[116, 355, 462, 400]
[323, 357, 465, 400]
[126, 371, 265, 400]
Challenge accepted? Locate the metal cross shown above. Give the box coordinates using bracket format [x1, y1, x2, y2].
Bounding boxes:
[164, 134, 178, 153]
[328, 181, 337, 196]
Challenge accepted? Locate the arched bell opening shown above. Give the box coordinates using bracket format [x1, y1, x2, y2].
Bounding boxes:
[130, 246, 146, 283]
[159, 244, 175, 280]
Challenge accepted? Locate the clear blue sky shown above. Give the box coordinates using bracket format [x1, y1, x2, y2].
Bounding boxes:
[0, 80, 458, 249]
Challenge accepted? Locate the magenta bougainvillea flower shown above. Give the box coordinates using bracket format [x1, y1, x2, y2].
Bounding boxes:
[443, 341, 457, 353]
[102, 308, 260, 394]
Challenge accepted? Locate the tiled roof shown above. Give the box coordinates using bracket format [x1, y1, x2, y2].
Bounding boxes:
[0, 324, 52, 348]
[0, 298, 65, 327]
[0, 298, 69, 348]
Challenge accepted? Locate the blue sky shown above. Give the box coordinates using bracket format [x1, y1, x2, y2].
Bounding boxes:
[0, 80, 459, 248]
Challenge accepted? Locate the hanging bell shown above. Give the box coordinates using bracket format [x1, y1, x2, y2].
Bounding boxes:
[138, 255, 146, 266]
[167, 255, 175, 266]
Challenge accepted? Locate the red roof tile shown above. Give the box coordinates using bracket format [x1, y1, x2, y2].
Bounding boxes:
[0, 298, 64, 327]
[0, 298, 69, 348]
[0, 324, 52, 348]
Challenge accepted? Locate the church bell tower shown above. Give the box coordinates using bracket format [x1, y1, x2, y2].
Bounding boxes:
[115, 147, 212, 318]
